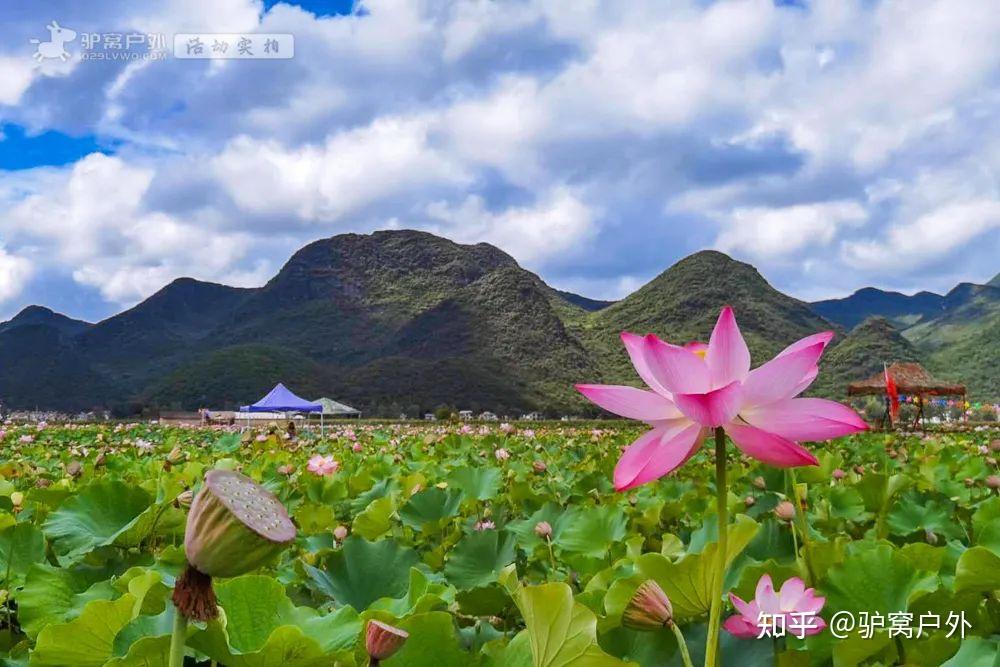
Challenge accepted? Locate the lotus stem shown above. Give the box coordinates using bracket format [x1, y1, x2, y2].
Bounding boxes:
[705, 426, 728, 667]
[168, 607, 188, 667]
[670, 622, 695, 667]
[788, 468, 817, 586]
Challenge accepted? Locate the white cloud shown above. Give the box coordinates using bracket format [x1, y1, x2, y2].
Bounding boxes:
[0, 56, 34, 106]
[715, 201, 868, 260]
[0, 246, 32, 302]
[426, 188, 596, 266]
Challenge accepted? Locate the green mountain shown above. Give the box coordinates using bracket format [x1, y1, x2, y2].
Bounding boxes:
[810, 317, 922, 398]
[0, 231, 995, 414]
[811, 287, 944, 330]
[581, 250, 839, 387]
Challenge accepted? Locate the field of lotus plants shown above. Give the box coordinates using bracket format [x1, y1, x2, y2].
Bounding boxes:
[0, 307, 993, 667]
[0, 418, 997, 666]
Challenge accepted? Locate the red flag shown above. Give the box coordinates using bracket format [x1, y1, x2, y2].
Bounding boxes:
[884, 363, 899, 422]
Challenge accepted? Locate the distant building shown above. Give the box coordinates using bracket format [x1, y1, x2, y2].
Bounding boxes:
[524, 411, 544, 421]
[479, 411, 498, 421]
[424, 413, 436, 421]
[458, 410, 473, 420]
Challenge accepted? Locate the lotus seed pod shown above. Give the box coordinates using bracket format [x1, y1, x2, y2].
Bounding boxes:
[623, 580, 674, 630]
[775, 501, 796, 521]
[173, 470, 296, 622]
[366, 620, 409, 663]
[183, 469, 296, 578]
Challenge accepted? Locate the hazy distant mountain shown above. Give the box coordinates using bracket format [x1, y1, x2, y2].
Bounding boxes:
[811, 287, 945, 330]
[0, 230, 995, 413]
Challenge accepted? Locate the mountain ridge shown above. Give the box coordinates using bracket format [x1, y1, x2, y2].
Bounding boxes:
[0, 230, 995, 413]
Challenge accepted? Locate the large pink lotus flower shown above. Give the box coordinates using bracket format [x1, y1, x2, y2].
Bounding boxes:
[307, 454, 339, 476]
[576, 307, 867, 490]
[723, 575, 825, 639]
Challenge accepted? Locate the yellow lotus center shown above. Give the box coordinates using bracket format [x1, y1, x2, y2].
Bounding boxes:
[693, 349, 707, 359]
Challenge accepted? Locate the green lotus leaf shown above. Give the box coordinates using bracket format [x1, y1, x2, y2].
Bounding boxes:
[41, 480, 153, 564]
[399, 488, 463, 531]
[955, 546, 1000, 594]
[500, 566, 630, 667]
[0, 523, 45, 588]
[557, 506, 627, 559]
[941, 637, 1000, 666]
[824, 542, 938, 615]
[187, 575, 361, 667]
[304, 536, 419, 609]
[887, 492, 963, 540]
[444, 530, 517, 589]
[448, 467, 502, 501]
[353, 496, 396, 539]
[369, 567, 454, 616]
[16, 563, 116, 639]
[377, 611, 468, 666]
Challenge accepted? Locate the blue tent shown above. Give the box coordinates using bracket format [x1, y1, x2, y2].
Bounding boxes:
[240, 383, 322, 413]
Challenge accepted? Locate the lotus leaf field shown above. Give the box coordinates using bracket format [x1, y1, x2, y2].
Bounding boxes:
[0, 422, 999, 666]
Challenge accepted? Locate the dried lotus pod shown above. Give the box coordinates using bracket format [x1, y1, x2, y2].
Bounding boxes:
[172, 470, 296, 621]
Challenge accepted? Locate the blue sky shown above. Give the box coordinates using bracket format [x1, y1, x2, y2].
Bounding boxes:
[0, 0, 997, 321]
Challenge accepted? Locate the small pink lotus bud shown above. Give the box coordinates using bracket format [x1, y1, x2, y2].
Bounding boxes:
[366, 620, 409, 663]
[352, 442, 363, 452]
[853, 465, 865, 475]
[534, 521, 552, 539]
[775, 501, 796, 521]
[532, 460, 547, 473]
[925, 529, 938, 545]
[334, 525, 349, 540]
[752, 476, 766, 490]
[744, 496, 756, 507]
[175, 489, 194, 508]
[277, 464, 296, 475]
[623, 580, 674, 630]
[980, 446, 990, 455]
[987, 475, 1000, 490]
[832, 468, 845, 480]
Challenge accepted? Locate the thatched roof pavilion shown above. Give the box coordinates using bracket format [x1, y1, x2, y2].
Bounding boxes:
[847, 362, 966, 397]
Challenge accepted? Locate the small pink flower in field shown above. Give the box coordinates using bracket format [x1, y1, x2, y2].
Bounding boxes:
[255, 434, 268, 442]
[19, 435, 33, 444]
[980, 446, 990, 455]
[307, 455, 339, 476]
[352, 442, 363, 453]
[333, 525, 349, 541]
[474, 519, 495, 531]
[134, 438, 153, 453]
[724, 575, 825, 639]
[576, 306, 867, 491]
[343, 429, 357, 441]
[499, 422, 514, 434]
[832, 468, 846, 481]
[460, 424, 474, 434]
[36, 421, 47, 430]
[494, 448, 510, 462]
[0, 429, 7, 439]
[522, 429, 536, 438]
[478, 426, 490, 436]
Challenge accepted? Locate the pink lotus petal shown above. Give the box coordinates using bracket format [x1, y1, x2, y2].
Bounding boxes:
[754, 574, 781, 616]
[723, 614, 760, 639]
[725, 422, 819, 467]
[742, 398, 868, 442]
[576, 384, 682, 422]
[741, 342, 826, 407]
[795, 590, 826, 615]
[642, 335, 712, 394]
[776, 331, 834, 358]
[778, 577, 806, 611]
[673, 381, 743, 428]
[728, 593, 757, 621]
[790, 365, 819, 396]
[613, 421, 705, 491]
[621, 332, 672, 397]
[707, 306, 751, 387]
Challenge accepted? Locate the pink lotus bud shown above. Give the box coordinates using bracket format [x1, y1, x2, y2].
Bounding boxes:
[775, 501, 796, 521]
[534, 521, 552, 539]
[352, 442, 363, 452]
[532, 460, 547, 473]
[832, 468, 846, 480]
[752, 476, 766, 490]
[853, 465, 865, 475]
[334, 525, 349, 540]
[980, 446, 990, 455]
[987, 475, 1000, 490]
[277, 464, 295, 475]
[175, 489, 194, 508]
[925, 529, 938, 545]
[744, 496, 755, 507]
[623, 580, 674, 630]
[366, 620, 409, 663]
